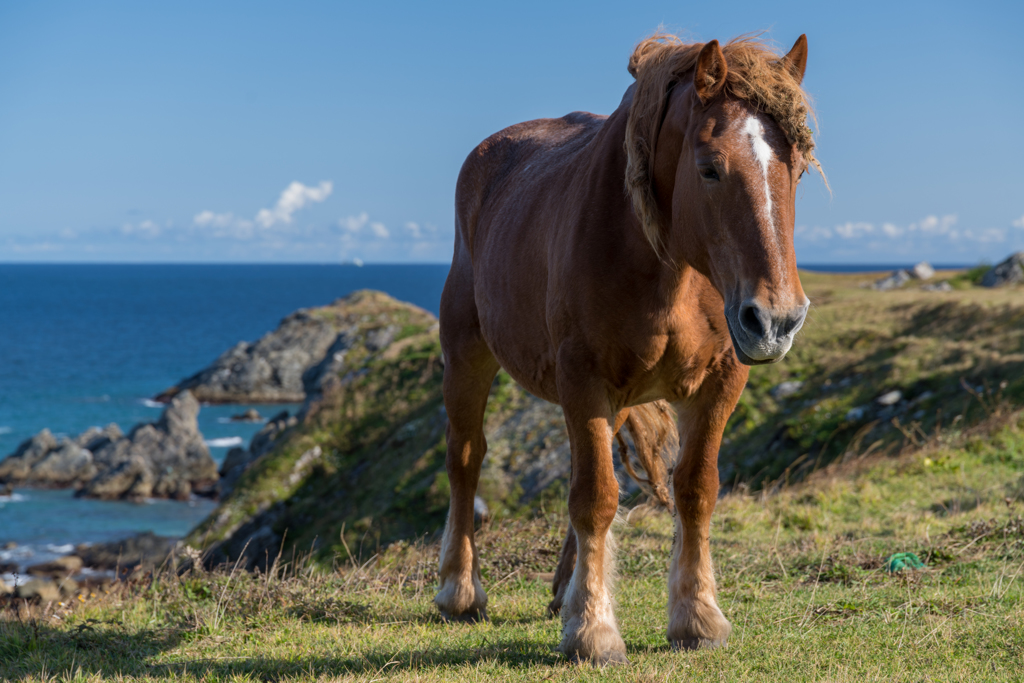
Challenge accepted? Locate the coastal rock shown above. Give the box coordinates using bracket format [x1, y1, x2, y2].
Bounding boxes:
[75, 423, 124, 452]
[155, 311, 345, 404]
[16, 578, 60, 602]
[0, 395, 215, 500]
[980, 252, 1024, 288]
[81, 392, 218, 501]
[218, 410, 298, 497]
[30, 440, 97, 486]
[0, 429, 59, 482]
[27, 555, 83, 578]
[154, 290, 437, 405]
[911, 262, 935, 280]
[76, 531, 176, 570]
[230, 409, 263, 423]
[873, 269, 911, 291]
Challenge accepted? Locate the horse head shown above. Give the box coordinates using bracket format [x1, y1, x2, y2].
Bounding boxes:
[626, 35, 819, 364]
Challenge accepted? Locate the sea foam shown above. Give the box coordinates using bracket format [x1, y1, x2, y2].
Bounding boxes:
[205, 436, 244, 448]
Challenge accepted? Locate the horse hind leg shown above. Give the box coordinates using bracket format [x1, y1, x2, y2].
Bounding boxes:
[434, 320, 499, 622]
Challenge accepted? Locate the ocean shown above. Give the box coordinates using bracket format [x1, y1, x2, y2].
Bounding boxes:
[0, 264, 449, 569]
[0, 261, 963, 569]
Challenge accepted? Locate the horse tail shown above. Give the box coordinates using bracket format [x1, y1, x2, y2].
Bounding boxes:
[615, 400, 679, 513]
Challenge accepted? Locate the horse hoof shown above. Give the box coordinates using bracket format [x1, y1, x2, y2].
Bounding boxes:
[568, 650, 630, 667]
[439, 607, 488, 623]
[671, 637, 728, 651]
[546, 599, 561, 617]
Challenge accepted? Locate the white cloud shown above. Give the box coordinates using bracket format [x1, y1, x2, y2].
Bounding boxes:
[914, 214, 958, 236]
[881, 223, 902, 238]
[120, 219, 162, 238]
[193, 211, 254, 239]
[405, 221, 423, 239]
[370, 222, 389, 239]
[194, 210, 235, 228]
[255, 180, 333, 228]
[1012, 215, 1024, 230]
[340, 213, 369, 233]
[833, 222, 874, 239]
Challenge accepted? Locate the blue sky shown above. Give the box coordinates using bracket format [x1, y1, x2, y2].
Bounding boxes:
[1, 0, 1021, 264]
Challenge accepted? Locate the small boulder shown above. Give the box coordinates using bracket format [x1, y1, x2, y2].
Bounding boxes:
[873, 270, 911, 291]
[230, 408, 263, 423]
[980, 252, 1024, 287]
[876, 390, 903, 406]
[910, 262, 935, 280]
[26, 555, 83, 577]
[76, 531, 176, 571]
[921, 281, 952, 292]
[16, 578, 60, 602]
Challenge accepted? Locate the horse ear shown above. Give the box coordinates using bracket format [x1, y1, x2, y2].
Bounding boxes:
[693, 40, 728, 103]
[778, 34, 808, 84]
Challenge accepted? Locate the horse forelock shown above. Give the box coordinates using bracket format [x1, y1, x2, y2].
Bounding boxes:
[623, 32, 825, 255]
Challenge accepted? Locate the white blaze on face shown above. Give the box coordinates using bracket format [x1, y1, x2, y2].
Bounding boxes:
[742, 115, 775, 232]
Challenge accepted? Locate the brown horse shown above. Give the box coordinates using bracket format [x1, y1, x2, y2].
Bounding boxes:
[436, 32, 819, 665]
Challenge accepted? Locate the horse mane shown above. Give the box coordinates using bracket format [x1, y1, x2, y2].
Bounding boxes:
[624, 32, 825, 254]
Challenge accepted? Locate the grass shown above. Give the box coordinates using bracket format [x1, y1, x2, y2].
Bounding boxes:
[4, 404, 1024, 681]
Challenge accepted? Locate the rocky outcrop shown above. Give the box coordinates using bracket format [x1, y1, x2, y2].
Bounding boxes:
[154, 292, 424, 404]
[981, 252, 1024, 288]
[0, 393, 218, 501]
[218, 410, 298, 497]
[873, 262, 934, 291]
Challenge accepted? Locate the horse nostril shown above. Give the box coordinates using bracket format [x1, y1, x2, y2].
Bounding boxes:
[779, 308, 808, 337]
[739, 303, 765, 339]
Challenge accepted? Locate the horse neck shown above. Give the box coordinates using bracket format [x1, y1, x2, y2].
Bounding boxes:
[577, 89, 706, 314]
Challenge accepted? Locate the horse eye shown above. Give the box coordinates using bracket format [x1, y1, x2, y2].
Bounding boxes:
[700, 166, 719, 181]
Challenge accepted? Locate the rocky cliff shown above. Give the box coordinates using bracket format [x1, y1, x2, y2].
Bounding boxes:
[0, 392, 218, 501]
[154, 293, 419, 404]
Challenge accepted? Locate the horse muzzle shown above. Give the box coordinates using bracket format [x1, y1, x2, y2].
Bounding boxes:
[726, 298, 809, 365]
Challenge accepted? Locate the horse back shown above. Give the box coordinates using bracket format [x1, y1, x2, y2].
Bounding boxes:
[448, 112, 607, 400]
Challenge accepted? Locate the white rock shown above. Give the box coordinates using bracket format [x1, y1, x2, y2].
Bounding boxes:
[876, 390, 903, 406]
[911, 262, 935, 280]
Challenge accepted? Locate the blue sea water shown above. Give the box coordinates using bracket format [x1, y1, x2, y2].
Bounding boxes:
[0, 264, 449, 565]
[0, 261, 963, 567]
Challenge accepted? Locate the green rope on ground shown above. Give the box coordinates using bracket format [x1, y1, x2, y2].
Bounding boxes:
[886, 552, 925, 573]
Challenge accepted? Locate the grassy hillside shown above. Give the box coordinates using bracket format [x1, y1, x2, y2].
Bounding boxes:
[721, 269, 1024, 487]
[2, 406, 1022, 681]
[3, 271, 1023, 680]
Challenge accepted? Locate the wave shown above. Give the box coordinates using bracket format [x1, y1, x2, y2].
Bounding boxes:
[0, 426, 11, 435]
[45, 543, 75, 554]
[205, 436, 244, 448]
[0, 492, 26, 503]
[140, 398, 164, 408]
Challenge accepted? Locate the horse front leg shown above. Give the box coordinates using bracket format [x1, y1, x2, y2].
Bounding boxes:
[434, 338, 499, 622]
[667, 366, 746, 649]
[556, 372, 627, 665]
